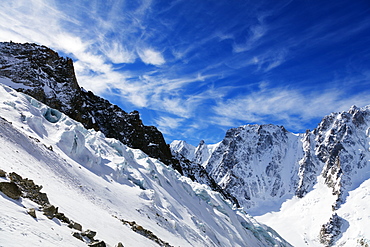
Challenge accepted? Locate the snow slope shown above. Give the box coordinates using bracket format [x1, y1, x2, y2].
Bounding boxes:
[255, 176, 370, 247]
[172, 110, 370, 246]
[170, 140, 221, 168]
[0, 82, 291, 247]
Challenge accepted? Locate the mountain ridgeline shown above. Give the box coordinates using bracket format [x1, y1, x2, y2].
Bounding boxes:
[0, 42, 172, 164]
[171, 106, 370, 245]
[0, 41, 239, 207]
[1, 41, 369, 246]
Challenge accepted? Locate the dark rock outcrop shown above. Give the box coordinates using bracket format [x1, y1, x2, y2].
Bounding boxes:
[0, 169, 6, 177]
[0, 42, 172, 165]
[172, 151, 240, 207]
[69, 221, 83, 231]
[88, 240, 106, 247]
[27, 208, 37, 218]
[0, 181, 22, 199]
[8, 172, 49, 205]
[42, 204, 58, 219]
[82, 229, 97, 240]
[116, 218, 173, 247]
[72, 232, 84, 241]
[319, 213, 343, 246]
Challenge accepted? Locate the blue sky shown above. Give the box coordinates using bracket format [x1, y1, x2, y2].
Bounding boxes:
[1, 0, 370, 145]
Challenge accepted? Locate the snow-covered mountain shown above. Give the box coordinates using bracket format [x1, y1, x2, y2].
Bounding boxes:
[171, 107, 370, 246]
[0, 83, 291, 246]
[1, 41, 369, 247]
[0, 42, 242, 209]
[0, 41, 172, 165]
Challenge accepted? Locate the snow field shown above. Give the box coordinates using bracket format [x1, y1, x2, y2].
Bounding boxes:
[0, 83, 290, 246]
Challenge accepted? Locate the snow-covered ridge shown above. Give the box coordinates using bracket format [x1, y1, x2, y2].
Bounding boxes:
[0, 41, 173, 165]
[0, 82, 291, 246]
[172, 109, 370, 246]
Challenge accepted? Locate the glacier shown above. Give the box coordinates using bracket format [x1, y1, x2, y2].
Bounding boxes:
[0, 82, 291, 246]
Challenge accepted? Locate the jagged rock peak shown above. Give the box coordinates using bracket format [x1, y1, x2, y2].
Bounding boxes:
[171, 106, 370, 217]
[0, 41, 173, 164]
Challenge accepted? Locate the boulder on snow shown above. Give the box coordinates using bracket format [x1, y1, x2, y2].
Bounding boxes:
[81, 229, 97, 240]
[27, 208, 37, 218]
[42, 204, 58, 219]
[0, 182, 22, 199]
[72, 232, 83, 241]
[55, 212, 70, 224]
[319, 213, 343, 246]
[116, 242, 124, 247]
[0, 169, 6, 177]
[8, 172, 49, 205]
[68, 221, 82, 231]
[88, 240, 106, 247]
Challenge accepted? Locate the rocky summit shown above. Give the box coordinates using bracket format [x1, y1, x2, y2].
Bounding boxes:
[171, 105, 370, 246]
[1, 41, 369, 246]
[0, 42, 172, 164]
[0, 41, 240, 207]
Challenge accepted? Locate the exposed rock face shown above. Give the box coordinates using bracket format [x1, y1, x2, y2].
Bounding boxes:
[319, 213, 344, 246]
[0, 42, 172, 164]
[171, 151, 240, 207]
[313, 106, 370, 209]
[172, 106, 370, 216]
[205, 124, 303, 212]
[0, 42, 236, 201]
[173, 125, 303, 212]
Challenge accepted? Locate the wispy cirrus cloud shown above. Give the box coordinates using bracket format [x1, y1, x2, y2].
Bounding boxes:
[102, 42, 137, 64]
[155, 116, 184, 135]
[232, 20, 268, 53]
[137, 48, 165, 65]
[1, 0, 369, 146]
[213, 80, 370, 131]
[0, 0, 168, 102]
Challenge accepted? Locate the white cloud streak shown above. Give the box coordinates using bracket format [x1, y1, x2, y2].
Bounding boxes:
[102, 42, 137, 64]
[0, 0, 167, 100]
[155, 116, 184, 135]
[137, 48, 165, 65]
[213, 83, 370, 130]
[1, 0, 369, 142]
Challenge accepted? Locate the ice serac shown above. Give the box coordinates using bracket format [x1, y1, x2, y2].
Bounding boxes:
[0, 41, 241, 206]
[0, 41, 172, 164]
[0, 83, 292, 247]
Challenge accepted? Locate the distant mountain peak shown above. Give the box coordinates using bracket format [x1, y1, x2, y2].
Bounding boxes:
[172, 105, 370, 246]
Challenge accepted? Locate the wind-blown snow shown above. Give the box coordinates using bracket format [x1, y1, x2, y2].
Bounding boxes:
[0, 82, 290, 247]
